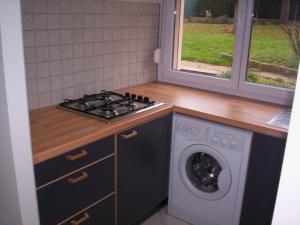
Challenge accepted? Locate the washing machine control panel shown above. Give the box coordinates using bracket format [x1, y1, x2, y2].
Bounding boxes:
[175, 117, 248, 152]
[205, 128, 244, 151]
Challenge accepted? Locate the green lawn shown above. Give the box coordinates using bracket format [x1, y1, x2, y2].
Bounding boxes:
[182, 22, 299, 69]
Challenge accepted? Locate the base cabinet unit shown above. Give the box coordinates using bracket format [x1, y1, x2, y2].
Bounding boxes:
[60, 195, 115, 225]
[34, 115, 172, 225]
[37, 157, 114, 225]
[117, 114, 172, 225]
[34, 136, 115, 225]
[240, 133, 286, 225]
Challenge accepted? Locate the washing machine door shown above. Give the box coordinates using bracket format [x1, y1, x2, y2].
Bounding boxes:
[179, 144, 232, 200]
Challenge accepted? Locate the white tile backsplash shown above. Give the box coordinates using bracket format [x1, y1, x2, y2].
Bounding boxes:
[60, 14, 73, 29]
[22, 0, 159, 110]
[24, 47, 36, 63]
[47, 14, 60, 30]
[36, 62, 50, 77]
[74, 85, 85, 98]
[73, 58, 85, 72]
[49, 61, 62, 76]
[63, 87, 74, 99]
[61, 59, 73, 74]
[62, 74, 74, 88]
[38, 92, 51, 107]
[74, 72, 85, 86]
[22, 14, 34, 30]
[48, 30, 61, 45]
[35, 46, 49, 62]
[61, 29, 73, 44]
[27, 79, 37, 95]
[51, 90, 63, 104]
[25, 63, 36, 80]
[84, 84, 95, 95]
[28, 94, 38, 110]
[47, 0, 60, 13]
[35, 31, 48, 46]
[34, 14, 47, 30]
[61, 44, 73, 59]
[23, 31, 35, 47]
[83, 0, 94, 14]
[50, 76, 62, 91]
[59, 0, 72, 13]
[84, 70, 95, 84]
[37, 77, 50, 93]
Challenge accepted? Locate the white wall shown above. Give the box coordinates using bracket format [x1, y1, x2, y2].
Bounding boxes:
[272, 69, 300, 225]
[0, 0, 39, 224]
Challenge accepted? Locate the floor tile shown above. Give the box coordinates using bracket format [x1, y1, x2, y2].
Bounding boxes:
[159, 207, 191, 225]
[141, 211, 163, 225]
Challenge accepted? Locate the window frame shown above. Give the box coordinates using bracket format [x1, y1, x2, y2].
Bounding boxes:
[158, 0, 296, 105]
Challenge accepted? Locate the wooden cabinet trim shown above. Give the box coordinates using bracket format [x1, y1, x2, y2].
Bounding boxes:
[36, 153, 114, 190]
[56, 192, 115, 225]
[114, 134, 118, 225]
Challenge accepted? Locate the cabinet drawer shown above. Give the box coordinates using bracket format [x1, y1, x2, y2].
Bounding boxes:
[37, 156, 114, 225]
[35, 136, 114, 187]
[60, 195, 115, 225]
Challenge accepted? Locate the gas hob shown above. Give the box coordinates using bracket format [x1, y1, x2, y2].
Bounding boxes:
[58, 90, 164, 122]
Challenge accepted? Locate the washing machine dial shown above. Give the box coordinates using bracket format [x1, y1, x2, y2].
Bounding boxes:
[229, 141, 237, 148]
[211, 136, 218, 144]
[221, 138, 228, 146]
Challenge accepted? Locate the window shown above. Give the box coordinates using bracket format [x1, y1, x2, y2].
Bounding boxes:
[159, 0, 300, 105]
[173, 0, 237, 79]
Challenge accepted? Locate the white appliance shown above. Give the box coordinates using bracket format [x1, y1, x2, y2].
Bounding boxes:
[168, 114, 253, 225]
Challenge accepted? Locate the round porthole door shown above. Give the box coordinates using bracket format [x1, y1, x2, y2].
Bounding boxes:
[179, 144, 232, 200]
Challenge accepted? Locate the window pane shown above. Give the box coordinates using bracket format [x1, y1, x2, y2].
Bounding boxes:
[173, 0, 237, 79]
[246, 0, 300, 89]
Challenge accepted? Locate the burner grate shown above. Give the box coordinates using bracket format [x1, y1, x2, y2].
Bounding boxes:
[58, 90, 158, 122]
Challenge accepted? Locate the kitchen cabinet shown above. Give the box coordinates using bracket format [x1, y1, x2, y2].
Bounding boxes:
[60, 195, 115, 225]
[35, 136, 114, 187]
[240, 133, 286, 225]
[35, 136, 115, 225]
[117, 114, 172, 225]
[34, 114, 172, 225]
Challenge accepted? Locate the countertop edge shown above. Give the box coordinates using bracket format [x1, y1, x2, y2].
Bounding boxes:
[32, 104, 173, 164]
[31, 82, 288, 164]
[173, 106, 287, 139]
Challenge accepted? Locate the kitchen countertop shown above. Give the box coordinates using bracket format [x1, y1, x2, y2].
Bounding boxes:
[30, 81, 288, 164]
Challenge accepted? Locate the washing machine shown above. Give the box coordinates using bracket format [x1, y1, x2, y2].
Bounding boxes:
[168, 114, 253, 225]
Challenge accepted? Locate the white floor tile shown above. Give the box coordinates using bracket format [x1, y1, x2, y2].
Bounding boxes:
[141, 211, 163, 225]
[159, 207, 191, 225]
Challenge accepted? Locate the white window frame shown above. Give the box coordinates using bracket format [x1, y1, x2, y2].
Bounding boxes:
[158, 0, 296, 105]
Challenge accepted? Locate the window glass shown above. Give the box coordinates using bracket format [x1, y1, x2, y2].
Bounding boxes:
[173, 0, 237, 79]
[246, 0, 300, 89]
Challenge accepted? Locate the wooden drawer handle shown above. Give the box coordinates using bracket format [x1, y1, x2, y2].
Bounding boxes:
[121, 130, 138, 140]
[66, 150, 88, 161]
[70, 212, 90, 225]
[67, 172, 88, 185]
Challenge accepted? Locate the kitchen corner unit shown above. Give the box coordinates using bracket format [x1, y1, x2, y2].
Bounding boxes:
[32, 104, 173, 225]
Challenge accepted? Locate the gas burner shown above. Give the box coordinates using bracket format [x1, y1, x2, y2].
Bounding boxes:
[58, 90, 163, 122]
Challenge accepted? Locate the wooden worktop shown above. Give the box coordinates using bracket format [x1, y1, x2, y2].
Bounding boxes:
[30, 81, 287, 164]
[121, 82, 287, 137]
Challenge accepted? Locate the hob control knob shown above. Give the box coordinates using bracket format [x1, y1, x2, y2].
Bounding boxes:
[144, 97, 150, 103]
[125, 92, 130, 98]
[137, 95, 143, 100]
[131, 94, 136, 99]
